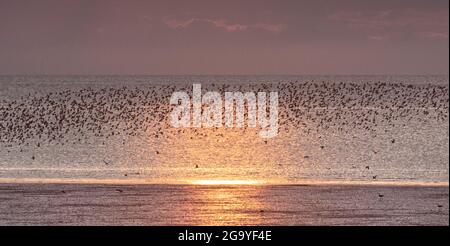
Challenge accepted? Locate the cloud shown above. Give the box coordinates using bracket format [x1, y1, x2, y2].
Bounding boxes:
[164, 18, 195, 29]
[254, 23, 285, 33]
[368, 35, 388, 41]
[419, 31, 449, 40]
[328, 9, 449, 41]
[163, 17, 285, 34]
[206, 19, 248, 32]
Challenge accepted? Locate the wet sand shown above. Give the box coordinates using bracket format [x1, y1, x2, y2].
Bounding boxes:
[0, 183, 447, 226]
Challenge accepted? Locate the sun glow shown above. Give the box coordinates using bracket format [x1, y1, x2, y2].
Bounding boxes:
[189, 179, 261, 185]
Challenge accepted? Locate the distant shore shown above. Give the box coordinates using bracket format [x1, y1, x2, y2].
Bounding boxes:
[0, 182, 447, 226]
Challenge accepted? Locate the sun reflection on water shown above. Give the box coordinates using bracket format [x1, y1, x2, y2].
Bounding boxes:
[189, 179, 262, 185]
[179, 185, 267, 225]
[154, 127, 290, 183]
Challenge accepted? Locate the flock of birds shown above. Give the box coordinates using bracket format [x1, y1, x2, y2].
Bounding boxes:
[0, 81, 447, 147]
[279, 81, 448, 135]
[0, 80, 448, 202]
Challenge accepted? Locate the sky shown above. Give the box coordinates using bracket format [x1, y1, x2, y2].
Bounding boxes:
[0, 0, 448, 75]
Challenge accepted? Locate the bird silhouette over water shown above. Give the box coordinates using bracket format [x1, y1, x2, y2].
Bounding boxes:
[0, 81, 447, 164]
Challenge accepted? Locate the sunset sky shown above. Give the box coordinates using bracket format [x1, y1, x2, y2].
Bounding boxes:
[0, 0, 448, 75]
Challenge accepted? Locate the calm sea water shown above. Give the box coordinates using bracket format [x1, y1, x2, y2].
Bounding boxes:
[0, 183, 447, 225]
[0, 75, 448, 185]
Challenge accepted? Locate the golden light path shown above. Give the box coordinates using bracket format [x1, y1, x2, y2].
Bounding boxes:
[189, 179, 262, 185]
[152, 127, 288, 185]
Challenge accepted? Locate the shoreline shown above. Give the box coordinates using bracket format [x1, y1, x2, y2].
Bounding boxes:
[0, 178, 448, 187]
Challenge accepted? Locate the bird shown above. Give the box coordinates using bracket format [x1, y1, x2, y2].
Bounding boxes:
[378, 193, 384, 198]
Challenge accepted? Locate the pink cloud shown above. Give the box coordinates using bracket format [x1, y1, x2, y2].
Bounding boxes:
[163, 17, 285, 34]
[328, 9, 449, 41]
[254, 23, 285, 33]
[163, 18, 195, 29]
[206, 19, 248, 32]
[419, 31, 449, 40]
[368, 35, 388, 41]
